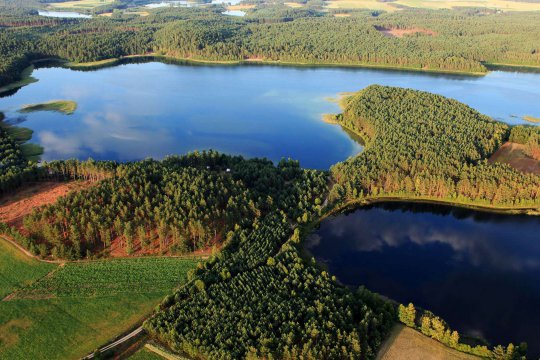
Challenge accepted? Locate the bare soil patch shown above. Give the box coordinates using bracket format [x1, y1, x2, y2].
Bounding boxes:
[377, 324, 479, 360]
[489, 142, 540, 175]
[0, 181, 92, 229]
[375, 26, 437, 38]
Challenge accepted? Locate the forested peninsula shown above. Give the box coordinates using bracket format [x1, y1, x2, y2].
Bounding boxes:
[1, 84, 537, 358]
[1, 5, 540, 89]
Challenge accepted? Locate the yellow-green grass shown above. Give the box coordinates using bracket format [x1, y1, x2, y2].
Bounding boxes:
[49, 0, 115, 9]
[523, 115, 540, 123]
[377, 324, 480, 360]
[284, 2, 305, 8]
[19, 100, 77, 115]
[129, 347, 167, 360]
[0, 237, 55, 299]
[0, 246, 198, 359]
[325, 0, 540, 12]
[0, 66, 37, 95]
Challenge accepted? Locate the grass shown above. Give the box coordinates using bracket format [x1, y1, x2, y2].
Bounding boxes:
[0, 66, 37, 95]
[325, 0, 540, 11]
[49, 0, 115, 9]
[12, 257, 199, 299]
[0, 238, 198, 359]
[129, 347, 166, 360]
[376, 324, 479, 360]
[0, 237, 55, 299]
[19, 100, 77, 115]
[523, 115, 540, 123]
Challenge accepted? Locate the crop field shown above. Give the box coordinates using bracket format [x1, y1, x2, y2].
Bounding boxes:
[0, 240, 198, 359]
[11, 257, 197, 299]
[325, 0, 540, 12]
[49, 0, 115, 9]
[0, 237, 55, 299]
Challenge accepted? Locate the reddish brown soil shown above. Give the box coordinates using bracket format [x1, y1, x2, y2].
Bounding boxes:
[0, 181, 92, 229]
[109, 234, 219, 258]
[489, 142, 540, 175]
[375, 26, 437, 38]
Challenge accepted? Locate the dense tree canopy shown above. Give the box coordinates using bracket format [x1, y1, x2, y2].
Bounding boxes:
[330, 85, 540, 208]
[1, 6, 540, 86]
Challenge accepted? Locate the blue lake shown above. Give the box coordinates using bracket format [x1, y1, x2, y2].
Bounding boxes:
[306, 203, 540, 356]
[0, 62, 539, 169]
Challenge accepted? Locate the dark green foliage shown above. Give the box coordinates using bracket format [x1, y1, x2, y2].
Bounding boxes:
[0, 119, 39, 194]
[1, 7, 540, 86]
[21, 151, 327, 260]
[331, 85, 540, 207]
[145, 172, 394, 359]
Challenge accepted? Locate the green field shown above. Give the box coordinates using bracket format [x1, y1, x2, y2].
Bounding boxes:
[129, 346, 167, 360]
[0, 238, 198, 359]
[0, 238, 55, 299]
[19, 100, 77, 115]
[325, 0, 540, 11]
[50, 0, 115, 9]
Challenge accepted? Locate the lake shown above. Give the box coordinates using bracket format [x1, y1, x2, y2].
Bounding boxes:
[38, 10, 92, 18]
[0, 61, 539, 169]
[306, 203, 540, 356]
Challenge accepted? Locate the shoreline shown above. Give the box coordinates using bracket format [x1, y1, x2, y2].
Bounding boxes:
[3, 54, 540, 95]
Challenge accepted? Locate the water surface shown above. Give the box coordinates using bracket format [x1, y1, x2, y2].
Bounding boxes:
[0, 62, 539, 168]
[38, 10, 91, 18]
[306, 203, 540, 356]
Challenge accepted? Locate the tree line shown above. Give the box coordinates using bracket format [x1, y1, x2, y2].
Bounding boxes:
[2, 6, 540, 86]
[330, 85, 540, 208]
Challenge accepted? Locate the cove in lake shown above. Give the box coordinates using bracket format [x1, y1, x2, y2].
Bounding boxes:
[306, 203, 540, 356]
[0, 61, 539, 168]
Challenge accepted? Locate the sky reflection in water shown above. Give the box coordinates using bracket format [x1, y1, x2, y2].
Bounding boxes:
[307, 203, 540, 355]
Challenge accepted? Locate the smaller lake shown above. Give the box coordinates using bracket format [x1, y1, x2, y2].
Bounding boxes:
[38, 10, 91, 18]
[306, 203, 540, 357]
[222, 10, 245, 16]
[145, 0, 241, 8]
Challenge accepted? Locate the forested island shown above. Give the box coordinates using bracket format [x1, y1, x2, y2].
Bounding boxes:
[1, 3, 540, 90]
[1, 83, 538, 358]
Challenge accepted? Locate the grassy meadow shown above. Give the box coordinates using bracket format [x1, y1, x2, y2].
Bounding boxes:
[49, 0, 115, 9]
[0, 237, 198, 359]
[325, 0, 540, 11]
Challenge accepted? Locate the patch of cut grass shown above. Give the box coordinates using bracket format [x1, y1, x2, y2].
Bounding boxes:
[19, 100, 77, 115]
[129, 346, 167, 360]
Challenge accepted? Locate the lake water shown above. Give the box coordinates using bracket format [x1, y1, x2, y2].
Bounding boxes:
[306, 203, 540, 356]
[0, 61, 539, 168]
[38, 10, 92, 18]
[145, 0, 241, 8]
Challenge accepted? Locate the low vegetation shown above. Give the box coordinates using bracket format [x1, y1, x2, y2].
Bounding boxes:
[19, 100, 78, 115]
[0, 237, 198, 359]
[0, 236, 55, 299]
